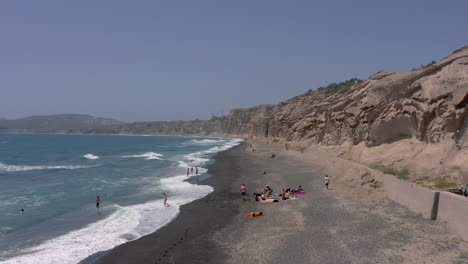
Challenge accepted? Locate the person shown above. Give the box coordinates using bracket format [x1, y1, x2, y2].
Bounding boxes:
[256, 171, 267, 175]
[245, 211, 263, 217]
[19, 209, 25, 215]
[195, 167, 199, 175]
[187, 168, 190, 177]
[324, 175, 330, 189]
[163, 192, 169, 207]
[292, 185, 304, 192]
[254, 194, 261, 202]
[240, 184, 247, 201]
[191, 167, 194, 174]
[96, 196, 102, 208]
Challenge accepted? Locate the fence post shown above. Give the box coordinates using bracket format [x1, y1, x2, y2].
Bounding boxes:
[431, 192, 440, 220]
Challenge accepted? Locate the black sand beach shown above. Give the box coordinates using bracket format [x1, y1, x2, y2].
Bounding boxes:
[94, 141, 468, 264]
[93, 142, 247, 264]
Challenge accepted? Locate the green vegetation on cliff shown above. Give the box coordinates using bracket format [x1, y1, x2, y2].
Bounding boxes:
[308, 78, 363, 95]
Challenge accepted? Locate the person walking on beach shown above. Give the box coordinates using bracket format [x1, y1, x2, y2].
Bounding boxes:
[324, 175, 330, 189]
[96, 196, 102, 208]
[191, 167, 194, 174]
[195, 167, 198, 175]
[240, 184, 247, 201]
[163, 192, 169, 207]
[187, 168, 190, 177]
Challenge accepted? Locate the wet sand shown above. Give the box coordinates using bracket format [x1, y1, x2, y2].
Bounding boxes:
[95, 141, 468, 264]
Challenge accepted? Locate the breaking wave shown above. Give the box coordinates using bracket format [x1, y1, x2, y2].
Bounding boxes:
[0, 162, 98, 173]
[122, 152, 163, 160]
[83, 154, 99, 160]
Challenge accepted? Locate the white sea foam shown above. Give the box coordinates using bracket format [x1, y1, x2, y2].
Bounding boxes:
[187, 139, 227, 145]
[0, 226, 13, 237]
[122, 152, 163, 160]
[0, 175, 212, 264]
[0, 138, 242, 264]
[82, 154, 99, 160]
[179, 138, 243, 178]
[0, 162, 98, 173]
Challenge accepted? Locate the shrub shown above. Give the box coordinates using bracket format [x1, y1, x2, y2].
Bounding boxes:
[316, 78, 363, 94]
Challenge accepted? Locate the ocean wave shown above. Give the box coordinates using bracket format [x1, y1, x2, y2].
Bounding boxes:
[0, 175, 213, 264]
[0, 162, 99, 173]
[0, 138, 242, 264]
[0, 226, 14, 237]
[179, 138, 243, 174]
[82, 154, 99, 160]
[122, 152, 163, 160]
[186, 139, 227, 145]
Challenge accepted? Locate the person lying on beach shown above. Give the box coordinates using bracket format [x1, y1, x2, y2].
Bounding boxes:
[282, 191, 291, 200]
[256, 171, 267, 175]
[271, 153, 277, 158]
[245, 211, 263, 217]
[291, 185, 304, 192]
[253, 193, 264, 202]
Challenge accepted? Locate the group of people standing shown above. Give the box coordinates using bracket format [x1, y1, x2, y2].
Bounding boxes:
[187, 167, 199, 177]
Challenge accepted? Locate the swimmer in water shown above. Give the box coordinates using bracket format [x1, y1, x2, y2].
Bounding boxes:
[163, 192, 169, 207]
[96, 196, 102, 208]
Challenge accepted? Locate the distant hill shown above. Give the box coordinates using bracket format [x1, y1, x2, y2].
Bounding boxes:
[0, 114, 123, 133]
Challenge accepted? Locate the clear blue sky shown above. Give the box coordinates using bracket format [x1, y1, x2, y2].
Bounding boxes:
[1, 0, 467, 121]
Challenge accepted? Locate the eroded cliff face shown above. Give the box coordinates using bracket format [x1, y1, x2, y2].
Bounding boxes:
[87, 47, 467, 147]
[85, 47, 468, 183]
[224, 47, 467, 148]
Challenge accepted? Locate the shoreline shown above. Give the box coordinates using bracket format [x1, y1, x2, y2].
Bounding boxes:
[92, 142, 247, 264]
[94, 140, 468, 264]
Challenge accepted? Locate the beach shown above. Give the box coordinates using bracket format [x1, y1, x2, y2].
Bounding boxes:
[95, 140, 468, 264]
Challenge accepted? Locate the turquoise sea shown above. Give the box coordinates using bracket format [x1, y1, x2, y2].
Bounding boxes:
[0, 134, 241, 264]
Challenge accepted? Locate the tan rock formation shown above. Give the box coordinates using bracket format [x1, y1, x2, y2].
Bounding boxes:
[85, 46, 468, 185]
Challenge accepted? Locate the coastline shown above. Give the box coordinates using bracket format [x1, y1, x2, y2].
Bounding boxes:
[93, 140, 468, 264]
[91, 142, 247, 264]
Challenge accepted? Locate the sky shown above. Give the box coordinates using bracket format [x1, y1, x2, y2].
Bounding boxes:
[1, 0, 467, 122]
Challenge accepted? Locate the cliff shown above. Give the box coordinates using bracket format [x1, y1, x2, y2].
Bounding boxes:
[87, 46, 467, 145]
[0, 114, 123, 133]
[85, 47, 468, 185]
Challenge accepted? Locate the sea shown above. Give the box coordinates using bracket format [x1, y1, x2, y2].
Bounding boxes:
[0, 134, 242, 264]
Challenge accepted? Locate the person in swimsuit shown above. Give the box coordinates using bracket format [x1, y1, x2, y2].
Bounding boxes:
[324, 175, 330, 189]
[163, 192, 169, 207]
[96, 196, 102, 208]
[246, 211, 263, 217]
[240, 184, 247, 201]
[19, 209, 25, 215]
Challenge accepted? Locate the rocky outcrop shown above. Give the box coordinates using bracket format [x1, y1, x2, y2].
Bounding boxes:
[0, 114, 123, 133]
[83, 46, 468, 184]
